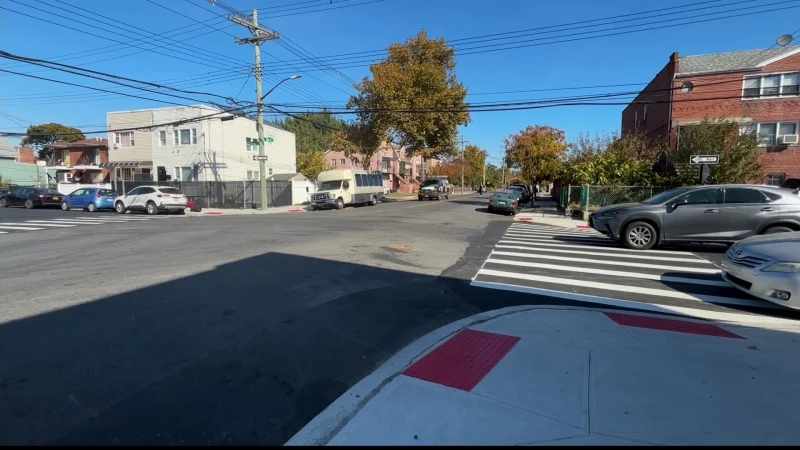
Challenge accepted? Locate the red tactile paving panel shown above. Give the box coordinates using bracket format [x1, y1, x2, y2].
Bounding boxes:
[517, 217, 533, 221]
[402, 329, 521, 391]
[605, 312, 744, 339]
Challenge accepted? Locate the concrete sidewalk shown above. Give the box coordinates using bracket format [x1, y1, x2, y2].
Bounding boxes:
[515, 196, 589, 229]
[287, 305, 800, 446]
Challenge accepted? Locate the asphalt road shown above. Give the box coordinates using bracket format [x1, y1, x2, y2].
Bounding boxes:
[1, 194, 550, 445]
[0, 203, 123, 220]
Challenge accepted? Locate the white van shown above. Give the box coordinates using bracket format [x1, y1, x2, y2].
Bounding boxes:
[311, 169, 385, 210]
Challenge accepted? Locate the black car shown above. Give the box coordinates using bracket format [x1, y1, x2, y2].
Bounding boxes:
[0, 186, 64, 209]
[507, 185, 530, 204]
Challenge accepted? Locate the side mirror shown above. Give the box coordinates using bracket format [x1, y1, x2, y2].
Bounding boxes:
[669, 198, 688, 208]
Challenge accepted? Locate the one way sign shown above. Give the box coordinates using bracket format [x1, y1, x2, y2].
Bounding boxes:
[689, 154, 720, 165]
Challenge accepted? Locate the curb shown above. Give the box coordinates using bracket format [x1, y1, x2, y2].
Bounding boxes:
[285, 304, 799, 446]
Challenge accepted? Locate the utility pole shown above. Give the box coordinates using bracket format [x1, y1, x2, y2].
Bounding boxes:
[501, 158, 506, 188]
[223, 7, 278, 210]
[482, 150, 486, 188]
[459, 135, 465, 193]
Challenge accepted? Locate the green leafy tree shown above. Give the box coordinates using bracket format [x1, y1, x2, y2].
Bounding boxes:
[21, 123, 85, 161]
[277, 111, 343, 154]
[296, 150, 328, 181]
[504, 125, 567, 184]
[463, 144, 486, 187]
[672, 117, 762, 185]
[484, 163, 502, 188]
[564, 132, 668, 186]
[346, 30, 470, 165]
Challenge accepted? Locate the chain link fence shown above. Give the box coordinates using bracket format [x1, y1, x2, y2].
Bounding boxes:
[111, 180, 292, 209]
[559, 185, 668, 214]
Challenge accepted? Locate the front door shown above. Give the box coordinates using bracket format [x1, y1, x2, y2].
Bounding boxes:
[69, 189, 87, 207]
[662, 188, 724, 241]
[717, 187, 782, 240]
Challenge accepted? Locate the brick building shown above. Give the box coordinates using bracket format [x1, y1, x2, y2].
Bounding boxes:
[42, 137, 110, 184]
[621, 46, 800, 185]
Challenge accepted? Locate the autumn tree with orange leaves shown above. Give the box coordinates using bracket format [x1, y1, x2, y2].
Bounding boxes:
[504, 125, 567, 184]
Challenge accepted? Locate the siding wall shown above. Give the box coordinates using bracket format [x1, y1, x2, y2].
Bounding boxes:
[106, 105, 296, 182]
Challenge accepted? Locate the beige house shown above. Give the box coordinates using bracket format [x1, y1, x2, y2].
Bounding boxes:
[105, 105, 296, 183]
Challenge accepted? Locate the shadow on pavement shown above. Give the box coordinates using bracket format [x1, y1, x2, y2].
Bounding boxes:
[0, 239, 577, 446]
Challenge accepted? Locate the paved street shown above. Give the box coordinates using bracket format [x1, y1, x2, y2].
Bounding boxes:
[0, 195, 523, 445]
[2, 194, 799, 445]
[472, 222, 800, 320]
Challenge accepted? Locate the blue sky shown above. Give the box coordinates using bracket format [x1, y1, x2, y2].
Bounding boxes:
[1, 0, 798, 166]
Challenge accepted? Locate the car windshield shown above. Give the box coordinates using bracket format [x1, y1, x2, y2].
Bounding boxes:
[421, 180, 439, 187]
[319, 180, 343, 190]
[158, 188, 182, 195]
[640, 187, 690, 204]
[493, 192, 514, 199]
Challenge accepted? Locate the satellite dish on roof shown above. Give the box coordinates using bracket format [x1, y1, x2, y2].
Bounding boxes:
[776, 34, 794, 47]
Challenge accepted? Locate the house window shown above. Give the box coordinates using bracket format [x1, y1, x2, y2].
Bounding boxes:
[766, 173, 786, 186]
[91, 149, 100, 165]
[173, 166, 196, 181]
[743, 72, 800, 98]
[742, 122, 799, 146]
[118, 167, 134, 181]
[115, 131, 134, 148]
[173, 128, 196, 145]
[159, 130, 167, 147]
[340, 159, 346, 165]
[634, 111, 639, 130]
[268, 168, 273, 176]
[331, 159, 337, 167]
[246, 170, 259, 180]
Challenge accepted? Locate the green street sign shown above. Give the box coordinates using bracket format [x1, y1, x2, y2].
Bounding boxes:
[264, 137, 274, 144]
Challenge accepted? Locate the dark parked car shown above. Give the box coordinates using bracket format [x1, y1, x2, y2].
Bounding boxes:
[0, 186, 64, 209]
[488, 190, 520, 215]
[589, 184, 800, 250]
[782, 178, 800, 190]
[507, 185, 531, 204]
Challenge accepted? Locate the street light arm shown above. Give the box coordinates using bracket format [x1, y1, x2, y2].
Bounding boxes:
[260, 75, 302, 102]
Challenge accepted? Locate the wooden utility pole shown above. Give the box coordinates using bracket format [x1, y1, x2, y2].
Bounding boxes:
[218, 4, 278, 209]
[459, 135, 466, 193]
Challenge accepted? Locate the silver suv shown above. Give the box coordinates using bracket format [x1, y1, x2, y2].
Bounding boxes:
[589, 184, 800, 250]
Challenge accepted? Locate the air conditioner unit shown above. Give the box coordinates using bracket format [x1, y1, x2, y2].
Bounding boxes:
[113, 144, 120, 149]
[781, 134, 799, 145]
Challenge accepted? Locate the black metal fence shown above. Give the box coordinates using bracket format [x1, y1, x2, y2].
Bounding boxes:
[111, 180, 292, 209]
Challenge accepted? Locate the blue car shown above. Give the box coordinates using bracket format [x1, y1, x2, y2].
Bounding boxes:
[61, 187, 118, 212]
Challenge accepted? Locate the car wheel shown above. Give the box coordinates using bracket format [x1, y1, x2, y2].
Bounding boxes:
[335, 198, 344, 210]
[623, 221, 657, 250]
[61, 201, 70, 211]
[87, 202, 97, 212]
[24, 199, 34, 209]
[176, 209, 186, 215]
[445, 194, 449, 199]
[418, 197, 423, 201]
[370, 195, 378, 206]
[115, 202, 126, 214]
[311, 205, 318, 211]
[146, 201, 158, 215]
[762, 225, 794, 235]
[488, 206, 494, 214]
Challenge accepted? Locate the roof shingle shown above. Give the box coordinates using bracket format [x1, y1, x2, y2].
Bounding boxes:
[677, 46, 800, 76]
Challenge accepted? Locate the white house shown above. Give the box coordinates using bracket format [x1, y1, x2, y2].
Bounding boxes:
[104, 105, 296, 182]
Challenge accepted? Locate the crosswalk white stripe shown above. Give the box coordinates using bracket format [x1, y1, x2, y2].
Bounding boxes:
[23, 221, 77, 227]
[58, 217, 137, 222]
[510, 225, 600, 235]
[485, 258, 729, 287]
[0, 231, 6, 234]
[495, 244, 712, 263]
[505, 230, 608, 240]
[491, 250, 720, 273]
[498, 238, 698, 256]
[0, 223, 45, 231]
[78, 216, 150, 221]
[49, 219, 107, 225]
[477, 268, 778, 309]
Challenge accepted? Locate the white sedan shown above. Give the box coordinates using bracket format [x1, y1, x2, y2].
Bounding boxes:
[720, 231, 800, 310]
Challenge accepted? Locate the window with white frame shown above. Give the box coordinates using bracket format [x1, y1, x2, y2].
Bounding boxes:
[246, 170, 259, 180]
[172, 128, 197, 146]
[340, 159, 346, 165]
[331, 159, 337, 167]
[741, 122, 799, 146]
[173, 166, 197, 181]
[766, 173, 786, 186]
[743, 72, 800, 98]
[246, 137, 258, 151]
[159, 130, 167, 147]
[91, 149, 100, 165]
[115, 131, 134, 148]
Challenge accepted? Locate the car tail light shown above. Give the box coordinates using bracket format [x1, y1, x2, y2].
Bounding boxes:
[511, 201, 516, 207]
[156, 194, 165, 198]
[96, 192, 102, 198]
[488, 199, 493, 205]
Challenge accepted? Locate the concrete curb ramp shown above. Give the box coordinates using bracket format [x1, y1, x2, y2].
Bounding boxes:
[286, 305, 800, 446]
